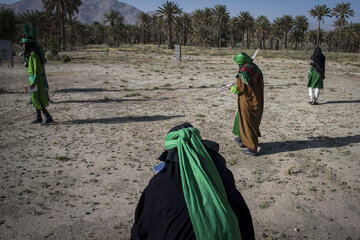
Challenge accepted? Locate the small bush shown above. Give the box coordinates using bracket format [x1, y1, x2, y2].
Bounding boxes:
[47, 51, 60, 61]
[61, 55, 71, 63]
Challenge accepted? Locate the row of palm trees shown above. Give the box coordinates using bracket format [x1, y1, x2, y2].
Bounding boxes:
[1, 1, 359, 52]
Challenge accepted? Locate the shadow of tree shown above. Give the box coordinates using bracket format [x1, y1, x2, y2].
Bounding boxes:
[259, 135, 360, 155]
[61, 115, 185, 125]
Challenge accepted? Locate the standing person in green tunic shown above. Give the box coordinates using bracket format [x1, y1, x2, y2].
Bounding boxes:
[230, 52, 264, 156]
[22, 36, 54, 125]
[307, 47, 325, 105]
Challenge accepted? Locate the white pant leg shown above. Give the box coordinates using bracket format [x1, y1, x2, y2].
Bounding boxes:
[314, 88, 320, 100]
[308, 88, 314, 100]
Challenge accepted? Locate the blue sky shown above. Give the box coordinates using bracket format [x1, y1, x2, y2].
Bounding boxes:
[1, 0, 359, 29]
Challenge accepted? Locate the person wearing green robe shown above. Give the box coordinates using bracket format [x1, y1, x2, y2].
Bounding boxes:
[230, 52, 264, 156]
[22, 36, 53, 125]
[307, 47, 325, 105]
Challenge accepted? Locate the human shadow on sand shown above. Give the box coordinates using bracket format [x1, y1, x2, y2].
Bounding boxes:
[321, 100, 360, 105]
[259, 135, 360, 155]
[53, 86, 216, 94]
[52, 97, 171, 104]
[62, 115, 185, 125]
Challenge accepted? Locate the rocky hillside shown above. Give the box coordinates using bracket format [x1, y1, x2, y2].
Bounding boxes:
[2, 0, 142, 25]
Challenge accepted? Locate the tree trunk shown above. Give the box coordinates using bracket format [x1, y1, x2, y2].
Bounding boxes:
[167, 19, 172, 49]
[338, 19, 343, 52]
[60, 14, 66, 50]
[317, 19, 321, 47]
[218, 20, 222, 48]
[242, 29, 245, 48]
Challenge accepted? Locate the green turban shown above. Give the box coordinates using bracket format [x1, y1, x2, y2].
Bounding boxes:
[234, 52, 251, 65]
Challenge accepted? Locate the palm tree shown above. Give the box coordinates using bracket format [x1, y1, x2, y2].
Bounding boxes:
[178, 13, 191, 46]
[254, 15, 270, 49]
[90, 21, 106, 44]
[151, 14, 164, 47]
[229, 17, 239, 48]
[137, 12, 151, 44]
[280, 15, 294, 49]
[211, 4, 230, 48]
[307, 29, 324, 48]
[103, 10, 125, 47]
[157, 1, 182, 49]
[192, 26, 208, 47]
[42, 0, 82, 50]
[332, 2, 355, 51]
[271, 17, 283, 50]
[66, 17, 84, 47]
[309, 4, 332, 47]
[294, 15, 309, 33]
[343, 22, 359, 52]
[238, 11, 253, 49]
[289, 29, 305, 50]
[325, 30, 336, 52]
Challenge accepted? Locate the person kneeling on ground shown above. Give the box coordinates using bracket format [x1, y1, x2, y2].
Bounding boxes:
[130, 122, 255, 240]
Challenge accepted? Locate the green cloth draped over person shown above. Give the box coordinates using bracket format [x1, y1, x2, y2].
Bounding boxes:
[130, 122, 255, 240]
[165, 127, 242, 240]
[231, 52, 264, 156]
[21, 25, 53, 125]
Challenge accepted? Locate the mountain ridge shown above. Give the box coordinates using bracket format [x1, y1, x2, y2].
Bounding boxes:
[1, 0, 143, 25]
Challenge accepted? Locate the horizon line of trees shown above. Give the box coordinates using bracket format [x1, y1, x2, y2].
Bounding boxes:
[1, 1, 359, 53]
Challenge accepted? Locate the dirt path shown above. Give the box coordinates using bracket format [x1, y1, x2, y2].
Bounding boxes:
[0, 50, 359, 239]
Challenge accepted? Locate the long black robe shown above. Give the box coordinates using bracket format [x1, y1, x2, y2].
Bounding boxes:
[130, 124, 255, 240]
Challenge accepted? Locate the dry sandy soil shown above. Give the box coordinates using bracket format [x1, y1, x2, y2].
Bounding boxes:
[0, 47, 359, 240]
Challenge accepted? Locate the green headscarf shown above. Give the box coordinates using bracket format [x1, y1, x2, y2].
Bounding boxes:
[234, 52, 252, 66]
[165, 127, 242, 240]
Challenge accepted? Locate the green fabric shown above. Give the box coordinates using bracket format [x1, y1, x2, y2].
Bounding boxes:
[232, 111, 240, 137]
[307, 67, 323, 89]
[230, 85, 240, 95]
[28, 52, 48, 110]
[234, 52, 251, 65]
[21, 38, 34, 43]
[236, 63, 263, 87]
[165, 127, 241, 240]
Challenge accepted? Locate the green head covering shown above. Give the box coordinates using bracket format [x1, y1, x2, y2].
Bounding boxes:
[21, 24, 47, 64]
[234, 52, 251, 66]
[165, 126, 241, 240]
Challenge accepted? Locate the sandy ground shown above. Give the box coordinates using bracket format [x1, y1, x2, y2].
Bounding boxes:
[0, 49, 359, 240]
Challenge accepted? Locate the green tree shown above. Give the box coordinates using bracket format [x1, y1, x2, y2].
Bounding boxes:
[212, 4, 230, 48]
[0, 8, 18, 42]
[66, 17, 84, 47]
[137, 12, 151, 44]
[178, 13, 191, 46]
[332, 2, 355, 51]
[309, 4, 332, 47]
[103, 10, 125, 47]
[254, 15, 270, 49]
[280, 15, 294, 49]
[271, 17, 283, 50]
[325, 30, 336, 52]
[343, 22, 359, 52]
[294, 15, 309, 33]
[157, 1, 182, 49]
[42, 0, 82, 50]
[238, 11, 253, 49]
[289, 29, 305, 50]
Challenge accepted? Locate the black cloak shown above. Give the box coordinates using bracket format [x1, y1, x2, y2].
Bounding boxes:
[310, 47, 325, 79]
[130, 123, 255, 240]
